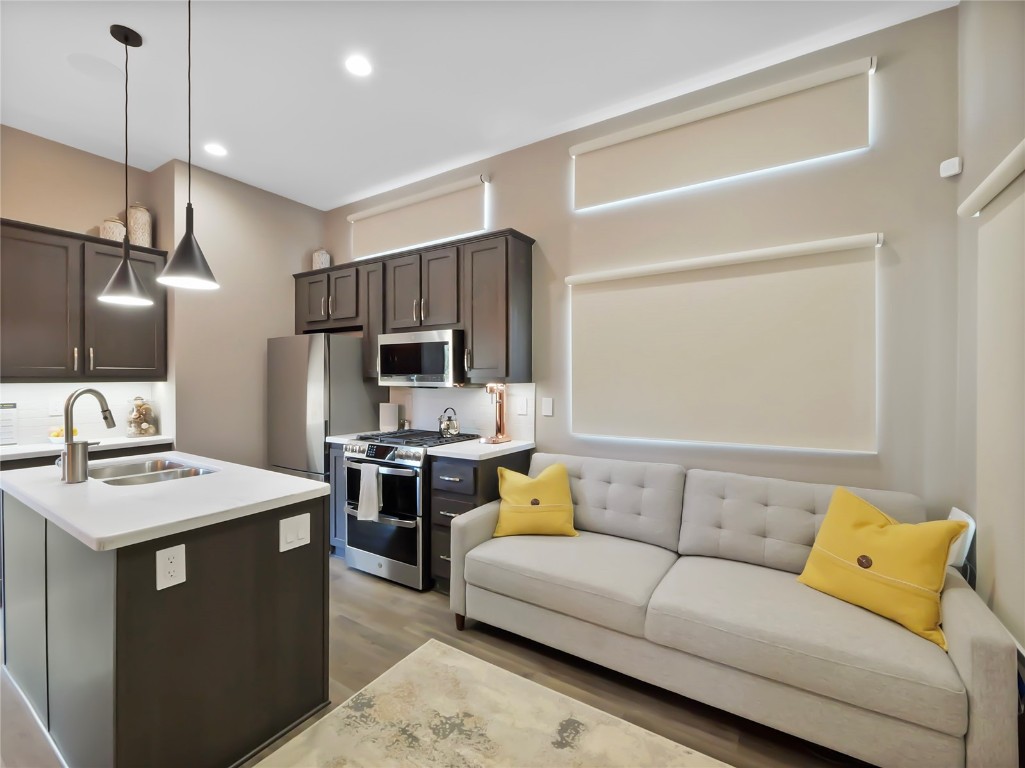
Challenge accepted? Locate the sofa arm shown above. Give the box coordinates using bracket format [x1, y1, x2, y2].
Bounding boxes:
[449, 500, 500, 616]
[942, 568, 1019, 768]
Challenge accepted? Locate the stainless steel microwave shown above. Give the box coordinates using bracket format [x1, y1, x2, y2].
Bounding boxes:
[378, 329, 464, 387]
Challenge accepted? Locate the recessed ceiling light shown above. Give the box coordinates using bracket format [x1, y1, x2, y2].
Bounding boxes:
[344, 54, 372, 77]
[204, 143, 227, 157]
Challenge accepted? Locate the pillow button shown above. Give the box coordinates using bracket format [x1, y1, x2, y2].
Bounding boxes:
[857, 555, 873, 569]
[530, 498, 540, 506]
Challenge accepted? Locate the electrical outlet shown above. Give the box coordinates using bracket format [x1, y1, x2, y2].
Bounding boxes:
[156, 544, 186, 591]
[515, 397, 528, 416]
[279, 513, 311, 552]
[49, 398, 64, 417]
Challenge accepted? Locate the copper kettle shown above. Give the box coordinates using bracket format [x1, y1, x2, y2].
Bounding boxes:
[438, 407, 459, 437]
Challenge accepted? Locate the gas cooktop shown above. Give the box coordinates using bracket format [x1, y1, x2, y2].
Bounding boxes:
[355, 429, 481, 447]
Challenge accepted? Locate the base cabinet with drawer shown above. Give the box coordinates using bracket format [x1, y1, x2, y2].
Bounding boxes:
[430, 450, 531, 593]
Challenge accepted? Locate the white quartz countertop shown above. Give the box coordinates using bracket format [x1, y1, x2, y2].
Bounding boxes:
[0, 435, 174, 462]
[0, 450, 328, 552]
[326, 433, 535, 460]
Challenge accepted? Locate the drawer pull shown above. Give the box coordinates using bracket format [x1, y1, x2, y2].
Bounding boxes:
[439, 510, 458, 518]
[439, 555, 451, 562]
[438, 475, 462, 483]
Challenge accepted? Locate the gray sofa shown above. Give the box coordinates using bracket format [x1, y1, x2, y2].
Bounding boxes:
[449, 453, 1018, 768]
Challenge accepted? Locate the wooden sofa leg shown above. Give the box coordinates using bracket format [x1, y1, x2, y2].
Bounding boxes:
[455, 614, 466, 631]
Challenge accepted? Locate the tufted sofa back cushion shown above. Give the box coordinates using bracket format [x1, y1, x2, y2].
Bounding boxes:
[529, 453, 686, 551]
[679, 469, 926, 573]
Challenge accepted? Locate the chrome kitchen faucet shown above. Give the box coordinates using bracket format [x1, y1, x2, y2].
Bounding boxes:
[60, 388, 116, 483]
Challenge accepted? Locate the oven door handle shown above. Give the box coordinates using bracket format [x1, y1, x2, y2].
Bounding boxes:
[343, 460, 418, 477]
[345, 506, 417, 528]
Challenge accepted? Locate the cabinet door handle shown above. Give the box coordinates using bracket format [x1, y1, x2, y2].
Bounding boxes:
[328, 295, 334, 315]
[73, 347, 79, 371]
[438, 475, 462, 483]
[464, 348, 471, 373]
[320, 296, 326, 318]
[439, 510, 458, 518]
[439, 555, 451, 562]
[89, 347, 95, 371]
[420, 297, 427, 321]
[412, 298, 419, 323]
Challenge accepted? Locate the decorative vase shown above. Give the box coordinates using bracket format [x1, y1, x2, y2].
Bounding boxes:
[127, 203, 152, 247]
[126, 396, 158, 437]
[311, 248, 332, 270]
[100, 217, 126, 242]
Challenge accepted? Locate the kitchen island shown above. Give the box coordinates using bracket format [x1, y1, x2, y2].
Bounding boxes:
[0, 451, 330, 768]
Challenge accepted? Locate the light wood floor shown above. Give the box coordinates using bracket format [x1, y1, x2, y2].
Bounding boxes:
[2, 556, 868, 768]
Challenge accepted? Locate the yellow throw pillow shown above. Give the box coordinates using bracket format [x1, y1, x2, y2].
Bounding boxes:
[798, 488, 967, 650]
[493, 463, 578, 537]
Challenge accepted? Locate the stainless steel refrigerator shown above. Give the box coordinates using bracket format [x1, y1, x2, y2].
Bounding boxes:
[267, 334, 385, 480]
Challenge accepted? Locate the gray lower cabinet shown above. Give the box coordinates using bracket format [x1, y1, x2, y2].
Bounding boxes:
[1, 493, 328, 768]
[329, 444, 347, 551]
[429, 449, 531, 593]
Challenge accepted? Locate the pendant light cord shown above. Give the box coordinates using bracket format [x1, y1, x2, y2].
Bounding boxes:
[188, 0, 192, 204]
[124, 40, 129, 225]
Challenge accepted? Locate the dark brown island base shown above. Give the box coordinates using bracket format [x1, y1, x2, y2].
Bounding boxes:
[1, 451, 330, 768]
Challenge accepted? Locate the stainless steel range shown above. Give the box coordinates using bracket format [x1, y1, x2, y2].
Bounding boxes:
[342, 429, 479, 590]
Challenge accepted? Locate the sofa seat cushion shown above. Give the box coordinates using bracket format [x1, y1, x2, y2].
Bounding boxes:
[465, 531, 678, 637]
[645, 557, 967, 737]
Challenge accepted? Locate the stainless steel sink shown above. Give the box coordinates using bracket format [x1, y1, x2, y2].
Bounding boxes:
[88, 460, 187, 480]
[102, 467, 217, 486]
[88, 460, 217, 485]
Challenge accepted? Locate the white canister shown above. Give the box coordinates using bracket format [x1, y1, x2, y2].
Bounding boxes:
[100, 217, 126, 242]
[127, 203, 152, 247]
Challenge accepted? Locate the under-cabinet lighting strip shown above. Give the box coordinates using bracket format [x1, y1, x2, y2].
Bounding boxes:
[564, 232, 883, 287]
[568, 57, 875, 158]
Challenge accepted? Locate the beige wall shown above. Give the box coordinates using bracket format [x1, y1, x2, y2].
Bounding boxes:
[326, 10, 961, 513]
[0, 126, 324, 468]
[1, 125, 155, 237]
[158, 161, 324, 467]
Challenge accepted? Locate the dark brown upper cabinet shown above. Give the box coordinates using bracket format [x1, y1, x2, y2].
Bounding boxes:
[294, 266, 359, 332]
[1, 220, 168, 383]
[384, 247, 459, 332]
[462, 235, 532, 384]
[0, 225, 83, 379]
[358, 262, 384, 379]
[82, 243, 167, 379]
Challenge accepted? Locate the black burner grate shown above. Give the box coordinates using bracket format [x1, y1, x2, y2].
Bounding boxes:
[355, 429, 480, 447]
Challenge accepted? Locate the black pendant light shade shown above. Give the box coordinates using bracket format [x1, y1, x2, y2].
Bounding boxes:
[100, 238, 154, 306]
[98, 24, 153, 307]
[159, 203, 217, 289]
[159, 0, 219, 291]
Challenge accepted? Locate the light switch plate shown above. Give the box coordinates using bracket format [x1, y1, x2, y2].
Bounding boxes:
[516, 397, 528, 416]
[280, 513, 311, 552]
[541, 397, 554, 417]
[49, 398, 64, 417]
[156, 544, 186, 591]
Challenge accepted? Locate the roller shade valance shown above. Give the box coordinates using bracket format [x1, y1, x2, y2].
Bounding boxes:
[349, 176, 488, 259]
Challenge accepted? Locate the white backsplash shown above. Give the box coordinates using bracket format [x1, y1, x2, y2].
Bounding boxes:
[388, 384, 535, 442]
[0, 382, 159, 444]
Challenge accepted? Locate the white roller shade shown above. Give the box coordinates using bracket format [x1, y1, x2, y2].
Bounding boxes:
[573, 60, 872, 211]
[975, 172, 1025, 646]
[570, 239, 877, 451]
[349, 177, 487, 258]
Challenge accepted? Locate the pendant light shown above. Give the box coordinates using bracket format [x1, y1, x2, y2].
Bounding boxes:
[159, 0, 219, 291]
[99, 25, 153, 307]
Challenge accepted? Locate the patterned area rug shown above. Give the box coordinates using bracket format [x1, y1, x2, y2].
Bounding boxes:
[257, 638, 730, 767]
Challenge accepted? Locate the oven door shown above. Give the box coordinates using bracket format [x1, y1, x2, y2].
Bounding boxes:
[343, 459, 426, 589]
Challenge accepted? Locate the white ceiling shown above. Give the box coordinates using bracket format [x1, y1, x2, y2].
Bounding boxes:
[1, 1, 954, 211]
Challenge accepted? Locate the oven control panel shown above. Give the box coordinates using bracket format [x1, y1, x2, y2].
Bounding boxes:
[343, 441, 426, 467]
